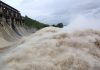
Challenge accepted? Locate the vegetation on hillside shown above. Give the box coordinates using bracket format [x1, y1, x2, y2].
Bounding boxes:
[23, 16, 49, 29]
[23, 16, 64, 29]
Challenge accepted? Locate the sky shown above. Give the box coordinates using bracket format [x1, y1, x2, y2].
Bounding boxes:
[2, 0, 100, 25]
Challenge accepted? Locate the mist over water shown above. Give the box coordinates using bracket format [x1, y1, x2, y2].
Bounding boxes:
[0, 0, 100, 70]
[63, 15, 100, 31]
[0, 9, 100, 70]
[0, 8, 100, 70]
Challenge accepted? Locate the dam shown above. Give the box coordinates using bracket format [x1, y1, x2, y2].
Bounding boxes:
[0, 0, 23, 35]
[0, 1, 28, 42]
[0, 0, 100, 70]
[0, 0, 22, 26]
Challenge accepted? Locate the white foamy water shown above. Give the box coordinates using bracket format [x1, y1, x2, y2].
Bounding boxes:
[0, 27, 100, 70]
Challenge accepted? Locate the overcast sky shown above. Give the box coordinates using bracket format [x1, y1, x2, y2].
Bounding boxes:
[2, 0, 100, 25]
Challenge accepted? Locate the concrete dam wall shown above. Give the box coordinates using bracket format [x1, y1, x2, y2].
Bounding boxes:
[0, 1, 31, 49]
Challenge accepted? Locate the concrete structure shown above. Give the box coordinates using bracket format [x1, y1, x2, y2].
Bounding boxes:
[0, 0, 23, 36]
[0, 1, 22, 28]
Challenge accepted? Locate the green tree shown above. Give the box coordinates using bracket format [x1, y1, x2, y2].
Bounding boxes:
[56, 23, 63, 28]
[52, 23, 63, 28]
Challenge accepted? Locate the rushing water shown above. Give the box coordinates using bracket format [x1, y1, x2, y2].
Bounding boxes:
[0, 25, 100, 70]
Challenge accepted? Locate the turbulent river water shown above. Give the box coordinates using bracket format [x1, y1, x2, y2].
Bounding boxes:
[0, 22, 100, 70]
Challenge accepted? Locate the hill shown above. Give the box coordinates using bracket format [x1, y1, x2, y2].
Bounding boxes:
[23, 16, 49, 29]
